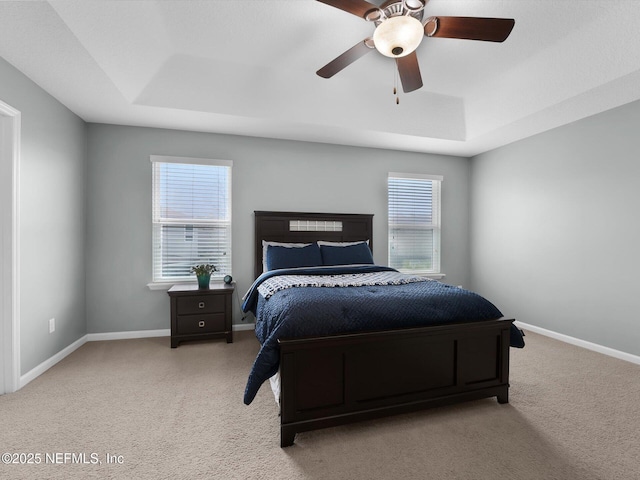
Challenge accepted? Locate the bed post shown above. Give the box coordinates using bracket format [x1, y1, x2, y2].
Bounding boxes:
[497, 387, 509, 404]
[281, 427, 296, 448]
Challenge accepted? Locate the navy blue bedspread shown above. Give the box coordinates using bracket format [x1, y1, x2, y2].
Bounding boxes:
[242, 265, 524, 405]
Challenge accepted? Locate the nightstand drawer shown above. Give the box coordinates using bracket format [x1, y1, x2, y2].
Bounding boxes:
[176, 314, 226, 335]
[176, 295, 225, 315]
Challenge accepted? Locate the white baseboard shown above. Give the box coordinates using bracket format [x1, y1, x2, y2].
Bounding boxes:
[86, 323, 255, 341]
[19, 323, 257, 390]
[86, 329, 170, 342]
[20, 335, 88, 389]
[233, 322, 256, 331]
[516, 321, 640, 366]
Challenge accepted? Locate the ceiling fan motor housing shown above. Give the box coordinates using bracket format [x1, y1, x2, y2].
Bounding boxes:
[373, 1, 425, 25]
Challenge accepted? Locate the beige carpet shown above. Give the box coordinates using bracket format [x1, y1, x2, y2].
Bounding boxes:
[1, 329, 639, 480]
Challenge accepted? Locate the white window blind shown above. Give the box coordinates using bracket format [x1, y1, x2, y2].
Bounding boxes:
[151, 156, 232, 283]
[388, 173, 442, 275]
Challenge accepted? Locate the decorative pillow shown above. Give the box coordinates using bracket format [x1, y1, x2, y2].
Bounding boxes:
[320, 242, 374, 266]
[262, 241, 310, 272]
[266, 243, 323, 271]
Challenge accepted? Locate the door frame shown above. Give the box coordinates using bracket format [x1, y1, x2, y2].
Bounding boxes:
[0, 99, 21, 394]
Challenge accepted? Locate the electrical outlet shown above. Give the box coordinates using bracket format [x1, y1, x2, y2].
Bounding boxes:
[49, 318, 55, 333]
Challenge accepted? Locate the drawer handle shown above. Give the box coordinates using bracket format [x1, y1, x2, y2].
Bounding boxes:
[198, 321, 205, 328]
[198, 302, 205, 309]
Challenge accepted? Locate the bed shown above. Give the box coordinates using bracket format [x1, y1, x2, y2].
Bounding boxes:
[243, 211, 522, 447]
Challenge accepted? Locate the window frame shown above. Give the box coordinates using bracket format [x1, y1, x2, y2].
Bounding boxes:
[387, 172, 443, 277]
[148, 155, 232, 289]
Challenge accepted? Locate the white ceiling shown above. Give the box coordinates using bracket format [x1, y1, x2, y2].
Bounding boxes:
[1, 0, 639, 157]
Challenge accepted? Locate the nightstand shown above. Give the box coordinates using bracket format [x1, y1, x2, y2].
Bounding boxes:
[167, 283, 234, 348]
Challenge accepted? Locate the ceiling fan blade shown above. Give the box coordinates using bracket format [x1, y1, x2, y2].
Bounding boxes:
[317, 39, 374, 78]
[424, 17, 515, 42]
[396, 52, 423, 93]
[316, 0, 379, 19]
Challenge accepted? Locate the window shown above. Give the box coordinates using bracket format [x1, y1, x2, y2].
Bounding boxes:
[151, 156, 232, 283]
[388, 172, 442, 275]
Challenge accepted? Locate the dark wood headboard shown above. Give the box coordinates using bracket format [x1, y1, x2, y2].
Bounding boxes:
[254, 211, 374, 280]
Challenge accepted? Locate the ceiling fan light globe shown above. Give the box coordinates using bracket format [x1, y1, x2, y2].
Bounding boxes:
[373, 16, 424, 58]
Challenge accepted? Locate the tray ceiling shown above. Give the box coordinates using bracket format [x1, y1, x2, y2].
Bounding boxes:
[1, 0, 639, 156]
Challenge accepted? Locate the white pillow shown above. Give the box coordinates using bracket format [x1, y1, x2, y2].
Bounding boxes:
[262, 241, 311, 273]
[317, 240, 369, 246]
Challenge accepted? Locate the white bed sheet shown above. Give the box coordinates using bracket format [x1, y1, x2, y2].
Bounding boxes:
[269, 371, 280, 405]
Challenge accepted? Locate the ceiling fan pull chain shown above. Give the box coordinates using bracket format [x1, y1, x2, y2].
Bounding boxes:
[394, 67, 399, 104]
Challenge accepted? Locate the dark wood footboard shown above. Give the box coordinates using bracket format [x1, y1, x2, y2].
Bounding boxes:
[278, 317, 512, 447]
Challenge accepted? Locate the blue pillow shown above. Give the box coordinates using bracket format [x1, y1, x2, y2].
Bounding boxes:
[320, 242, 374, 266]
[266, 243, 323, 271]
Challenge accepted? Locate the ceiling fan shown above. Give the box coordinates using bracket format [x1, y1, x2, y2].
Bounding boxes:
[316, 0, 515, 93]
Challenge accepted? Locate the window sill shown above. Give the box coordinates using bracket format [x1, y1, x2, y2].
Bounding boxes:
[396, 270, 446, 280]
[422, 273, 446, 280]
[147, 282, 182, 291]
[147, 280, 229, 291]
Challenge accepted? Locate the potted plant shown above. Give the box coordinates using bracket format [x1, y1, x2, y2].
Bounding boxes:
[190, 264, 217, 290]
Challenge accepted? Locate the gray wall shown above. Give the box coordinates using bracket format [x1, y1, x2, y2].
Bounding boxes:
[85, 124, 471, 332]
[5, 45, 639, 367]
[0, 57, 86, 374]
[470, 99, 640, 356]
